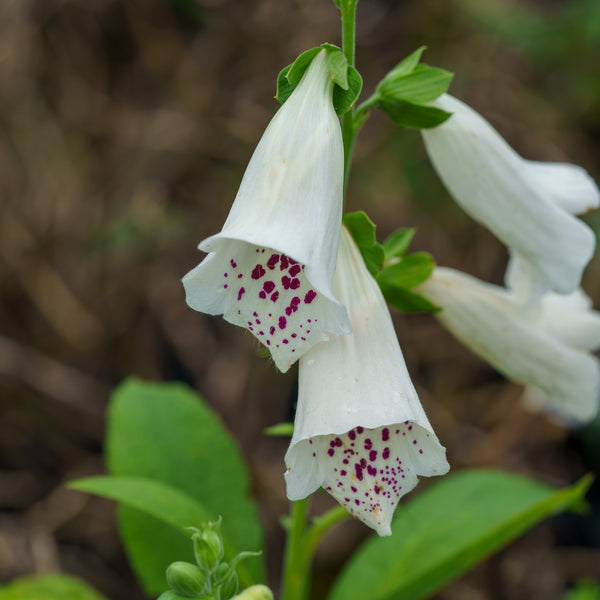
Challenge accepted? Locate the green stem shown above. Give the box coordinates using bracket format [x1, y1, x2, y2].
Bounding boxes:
[302, 506, 352, 559]
[281, 498, 310, 600]
[340, 0, 359, 194]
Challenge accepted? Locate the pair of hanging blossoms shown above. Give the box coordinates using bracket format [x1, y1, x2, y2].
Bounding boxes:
[183, 48, 448, 535]
[417, 94, 600, 423]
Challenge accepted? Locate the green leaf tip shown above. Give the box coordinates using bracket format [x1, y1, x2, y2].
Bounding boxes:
[368, 46, 454, 129]
[264, 422, 294, 437]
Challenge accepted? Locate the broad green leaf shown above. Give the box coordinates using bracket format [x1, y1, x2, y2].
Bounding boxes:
[105, 379, 264, 594]
[379, 98, 451, 129]
[333, 66, 363, 115]
[329, 470, 591, 600]
[69, 476, 252, 594]
[385, 46, 426, 80]
[377, 252, 435, 289]
[383, 228, 416, 260]
[343, 211, 377, 247]
[381, 285, 440, 314]
[378, 64, 454, 105]
[264, 422, 294, 436]
[0, 574, 108, 600]
[325, 46, 349, 91]
[564, 581, 600, 600]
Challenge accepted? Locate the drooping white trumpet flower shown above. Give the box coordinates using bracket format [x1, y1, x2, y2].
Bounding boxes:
[421, 94, 600, 300]
[285, 227, 449, 536]
[183, 50, 350, 372]
[418, 267, 600, 423]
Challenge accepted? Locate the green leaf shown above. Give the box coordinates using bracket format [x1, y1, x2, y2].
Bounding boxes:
[264, 422, 294, 436]
[329, 470, 592, 600]
[343, 211, 385, 276]
[70, 476, 212, 538]
[69, 476, 254, 596]
[379, 98, 451, 129]
[377, 252, 435, 289]
[361, 244, 385, 278]
[378, 64, 454, 105]
[383, 228, 416, 260]
[104, 379, 264, 595]
[325, 46, 349, 91]
[381, 286, 440, 314]
[343, 211, 377, 247]
[386, 46, 427, 80]
[333, 66, 363, 115]
[564, 581, 600, 600]
[0, 574, 108, 600]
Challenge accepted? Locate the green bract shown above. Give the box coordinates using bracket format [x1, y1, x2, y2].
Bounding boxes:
[370, 46, 454, 129]
[276, 45, 363, 115]
[343, 211, 439, 313]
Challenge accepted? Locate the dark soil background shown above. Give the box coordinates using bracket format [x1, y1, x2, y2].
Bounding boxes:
[1, 0, 600, 598]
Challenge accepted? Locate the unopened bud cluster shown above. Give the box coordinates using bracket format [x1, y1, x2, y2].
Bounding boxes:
[157, 518, 269, 600]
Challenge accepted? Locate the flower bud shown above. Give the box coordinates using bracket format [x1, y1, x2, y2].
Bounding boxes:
[166, 561, 207, 598]
[231, 585, 274, 600]
[191, 518, 225, 572]
[215, 562, 239, 600]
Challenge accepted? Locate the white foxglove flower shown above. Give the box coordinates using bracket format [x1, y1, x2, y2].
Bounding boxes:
[418, 267, 600, 423]
[421, 94, 599, 300]
[285, 227, 449, 536]
[183, 50, 350, 372]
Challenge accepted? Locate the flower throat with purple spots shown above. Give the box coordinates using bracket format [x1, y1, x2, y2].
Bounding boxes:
[222, 245, 329, 370]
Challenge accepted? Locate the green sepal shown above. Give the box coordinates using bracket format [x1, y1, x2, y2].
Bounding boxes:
[383, 228, 416, 260]
[378, 64, 454, 105]
[380, 285, 441, 314]
[275, 46, 321, 104]
[263, 422, 294, 437]
[332, 66, 362, 115]
[275, 65, 295, 105]
[379, 98, 452, 129]
[286, 47, 322, 86]
[275, 45, 362, 115]
[377, 252, 435, 289]
[322, 44, 349, 90]
[343, 211, 385, 277]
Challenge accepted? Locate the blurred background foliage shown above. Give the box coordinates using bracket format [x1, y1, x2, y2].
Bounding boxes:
[0, 0, 599, 598]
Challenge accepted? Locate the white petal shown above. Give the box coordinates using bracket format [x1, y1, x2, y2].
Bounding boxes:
[183, 50, 350, 371]
[522, 160, 600, 215]
[419, 267, 600, 423]
[537, 290, 600, 352]
[422, 94, 597, 297]
[285, 228, 449, 536]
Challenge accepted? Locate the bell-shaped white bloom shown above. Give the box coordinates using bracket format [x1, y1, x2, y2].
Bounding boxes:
[421, 94, 599, 300]
[285, 227, 449, 536]
[183, 50, 350, 372]
[418, 267, 600, 423]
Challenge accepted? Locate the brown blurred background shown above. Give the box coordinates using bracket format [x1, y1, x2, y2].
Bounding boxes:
[1, 0, 600, 598]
